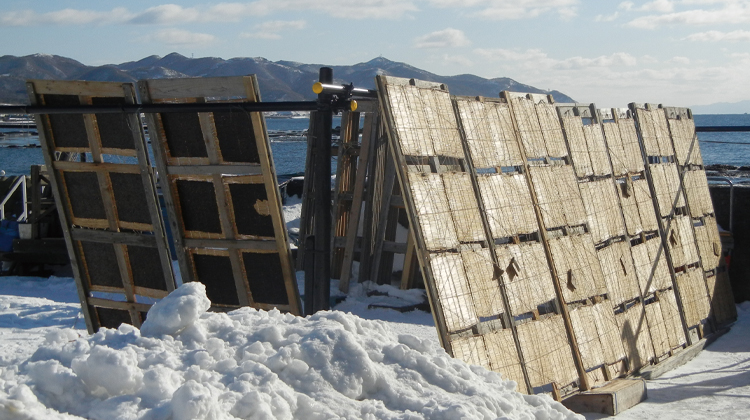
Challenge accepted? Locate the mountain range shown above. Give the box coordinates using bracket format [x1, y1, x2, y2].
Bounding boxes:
[689, 100, 750, 115]
[0, 53, 574, 105]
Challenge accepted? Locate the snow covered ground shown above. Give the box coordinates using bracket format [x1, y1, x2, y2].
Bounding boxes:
[0, 274, 747, 419]
[586, 301, 750, 420]
[0, 276, 581, 419]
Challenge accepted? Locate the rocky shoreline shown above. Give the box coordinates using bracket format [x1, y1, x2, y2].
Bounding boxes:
[705, 164, 750, 179]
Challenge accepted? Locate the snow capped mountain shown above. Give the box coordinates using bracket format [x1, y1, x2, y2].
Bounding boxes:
[0, 53, 575, 104]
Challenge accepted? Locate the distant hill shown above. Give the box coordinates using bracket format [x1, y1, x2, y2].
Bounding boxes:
[0, 53, 575, 105]
[690, 100, 750, 115]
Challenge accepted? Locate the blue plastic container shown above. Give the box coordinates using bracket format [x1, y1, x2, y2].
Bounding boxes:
[0, 220, 20, 252]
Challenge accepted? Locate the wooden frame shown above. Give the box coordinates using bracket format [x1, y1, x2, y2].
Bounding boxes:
[27, 80, 175, 333]
[138, 76, 301, 315]
[373, 76, 737, 399]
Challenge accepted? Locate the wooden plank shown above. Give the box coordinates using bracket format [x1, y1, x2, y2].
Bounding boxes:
[140, 76, 251, 100]
[166, 165, 263, 176]
[369, 146, 397, 284]
[86, 297, 153, 313]
[70, 228, 157, 247]
[639, 327, 728, 380]
[27, 79, 129, 97]
[183, 238, 279, 251]
[400, 230, 418, 290]
[52, 161, 142, 174]
[296, 112, 318, 271]
[339, 110, 377, 292]
[330, 110, 360, 279]
[562, 379, 647, 416]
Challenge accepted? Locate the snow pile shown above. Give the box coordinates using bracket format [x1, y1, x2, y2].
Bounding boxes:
[0, 283, 581, 420]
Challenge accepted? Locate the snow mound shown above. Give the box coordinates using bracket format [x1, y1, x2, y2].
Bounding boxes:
[0, 283, 582, 419]
[140, 282, 211, 337]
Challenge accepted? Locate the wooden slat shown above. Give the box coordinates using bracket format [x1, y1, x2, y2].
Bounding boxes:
[166, 165, 263, 176]
[339, 109, 378, 292]
[52, 161, 142, 174]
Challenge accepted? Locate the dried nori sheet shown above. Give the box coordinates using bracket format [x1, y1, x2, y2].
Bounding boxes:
[213, 110, 260, 163]
[93, 96, 136, 151]
[192, 254, 240, 306]
[228, 183, 275, 237]
[94, 306, 132, 329]
[63, 171, 106, 220]
[160, 113, 207, 158]
[242, 252, 289, 305]
[128, 245, 167, 290]
[44, 94, 88, 149]
[175, 180, 222, 234]
[81, 241, 121, 288]
[110, 172, 151, 225]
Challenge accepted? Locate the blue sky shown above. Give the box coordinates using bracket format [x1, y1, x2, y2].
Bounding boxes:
[2, 1, 749, 108]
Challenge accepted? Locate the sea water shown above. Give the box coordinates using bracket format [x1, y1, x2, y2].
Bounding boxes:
[1, 115, 748, 177]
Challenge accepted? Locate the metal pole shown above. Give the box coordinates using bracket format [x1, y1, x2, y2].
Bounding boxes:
[0, 101, 318, 114]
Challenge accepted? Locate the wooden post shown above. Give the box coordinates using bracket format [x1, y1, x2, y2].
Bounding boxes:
[310, 67, 333, 312]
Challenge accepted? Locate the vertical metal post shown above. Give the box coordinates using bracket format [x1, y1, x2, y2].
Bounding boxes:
[310, 67, 333, 313]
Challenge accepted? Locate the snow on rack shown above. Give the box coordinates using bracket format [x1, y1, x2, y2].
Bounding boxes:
[0, 282, 582, 420]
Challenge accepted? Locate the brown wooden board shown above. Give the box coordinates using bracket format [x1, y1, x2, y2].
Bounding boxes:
[139, 76, 301, 315]
[28, 80, 175, 333]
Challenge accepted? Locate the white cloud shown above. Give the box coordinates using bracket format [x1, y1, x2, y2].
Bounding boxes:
[204, 0, 419, 20]
[638, 0, 675, 12]
[0, 1, 418, 27]
[240, 20, 307, 39]
[471, 45, 750, 109]
[685, 29, 750, 41]
[427, 0, 579, 20]
[625, 1, 750, 29]
[669, 56, 691, 64]
[0, 8, 133, 26]
[595, 11, 619, 21]
[141, 28, 217, 46]
[473, 48, 637, 69]
[414, 28, 471, 49]
[129, 5, 201, 24]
